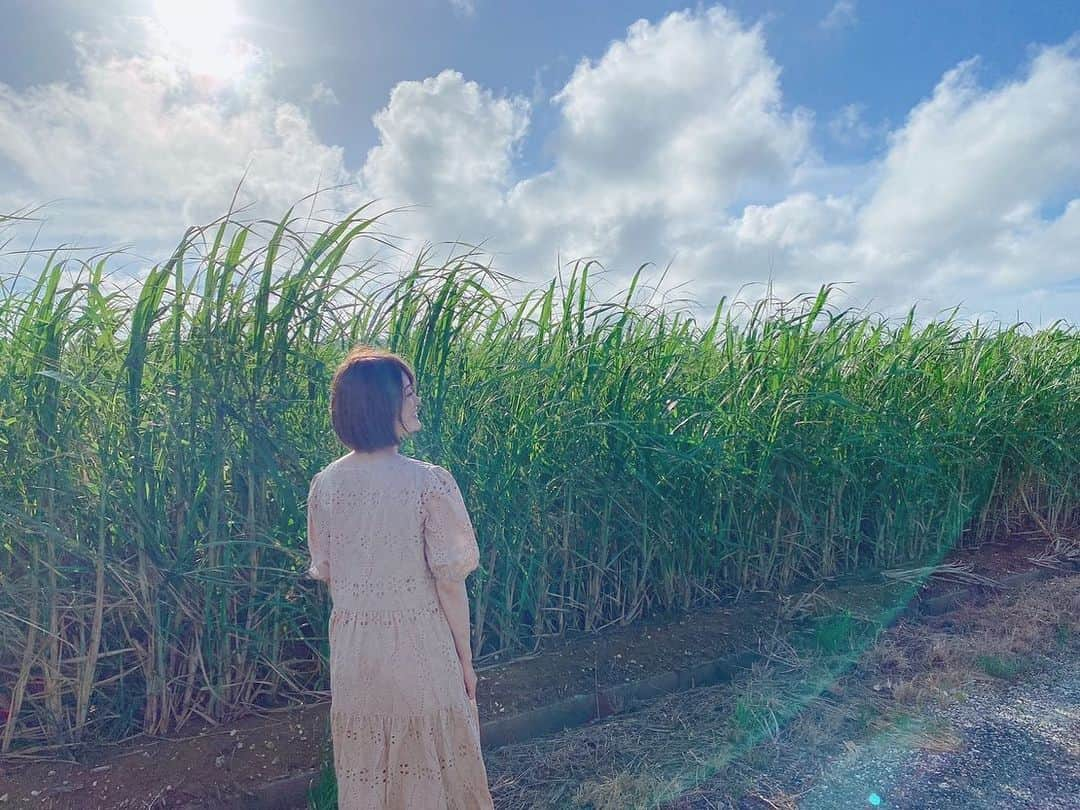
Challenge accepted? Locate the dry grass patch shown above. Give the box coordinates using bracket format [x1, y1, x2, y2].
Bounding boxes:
[863, 575, 1080, 706]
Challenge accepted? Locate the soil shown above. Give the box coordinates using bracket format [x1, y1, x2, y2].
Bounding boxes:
[0, 529, 1070, 809]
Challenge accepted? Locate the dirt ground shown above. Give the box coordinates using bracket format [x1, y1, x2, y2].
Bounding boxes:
[0, 532, 1066, 809]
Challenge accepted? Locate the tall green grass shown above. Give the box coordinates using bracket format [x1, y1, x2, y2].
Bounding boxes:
[0, 203, 1076, 753]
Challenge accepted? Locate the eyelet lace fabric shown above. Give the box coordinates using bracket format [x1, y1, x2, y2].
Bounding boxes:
[307, 453, 492, 809]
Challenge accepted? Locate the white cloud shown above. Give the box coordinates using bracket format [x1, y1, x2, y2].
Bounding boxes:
[544, 8, 810, 216]
[821, 1, 858, 32]
[362, 70, 529, 240]
[0, 21, 359, 256]
[300, 9, 1080, 326]
[3, 5, 1079, 329]
[856, 42, 1080, 285]
[736, 193, 855, 248]
[308, 81, 339, 106]
[715, 39, 1080, 324]
[358, 6, 813, 302]
[827, 102, 887, 146]
[449, 0, 476, 17]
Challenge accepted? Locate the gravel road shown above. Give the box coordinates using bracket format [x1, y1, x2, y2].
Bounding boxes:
[798, 649, 1080, 809]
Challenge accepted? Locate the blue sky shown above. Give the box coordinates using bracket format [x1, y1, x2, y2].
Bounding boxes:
[6, 2, 1072, 166]
[1, 1, 1078, 327]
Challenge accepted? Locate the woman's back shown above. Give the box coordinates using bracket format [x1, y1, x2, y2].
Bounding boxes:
[314, 453, 440, 613]
[307, 451, 494, 808]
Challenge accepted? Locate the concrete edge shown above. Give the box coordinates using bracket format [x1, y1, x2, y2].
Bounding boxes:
[915, 558, 1080, 616]
[236, 558, 1080, 808]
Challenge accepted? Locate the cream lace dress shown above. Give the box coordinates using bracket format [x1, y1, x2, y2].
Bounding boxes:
[306, 451, 495, 809]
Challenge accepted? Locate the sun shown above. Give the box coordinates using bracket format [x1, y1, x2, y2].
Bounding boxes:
[151, 0, 252, 82]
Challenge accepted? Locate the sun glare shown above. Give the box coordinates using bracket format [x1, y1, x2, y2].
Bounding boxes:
[151, 0, 252, 82]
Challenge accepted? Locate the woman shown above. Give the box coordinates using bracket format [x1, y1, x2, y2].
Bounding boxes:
[306, 345, 495, 809]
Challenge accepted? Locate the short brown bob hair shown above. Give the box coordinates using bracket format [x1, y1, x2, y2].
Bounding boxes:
[330, 345, 416, 452]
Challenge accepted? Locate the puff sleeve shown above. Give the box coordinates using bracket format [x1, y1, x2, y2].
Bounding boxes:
[421, 465, 480, 582]
[306, 471, 330, 582]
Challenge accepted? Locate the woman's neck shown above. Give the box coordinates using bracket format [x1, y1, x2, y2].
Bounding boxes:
[349, 445, 400, 460]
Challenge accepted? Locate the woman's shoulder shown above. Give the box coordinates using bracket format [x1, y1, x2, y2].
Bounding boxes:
[408, 456, 444, 473]
[312, 453, 450, 487]
[309, 453, 357, 487]
[388, 457, 456, 504]
[407, 457, 449, 487]
[314, 453, 442, 478]
[406, 458, 464, 497]
[314, 453, 349, 478]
